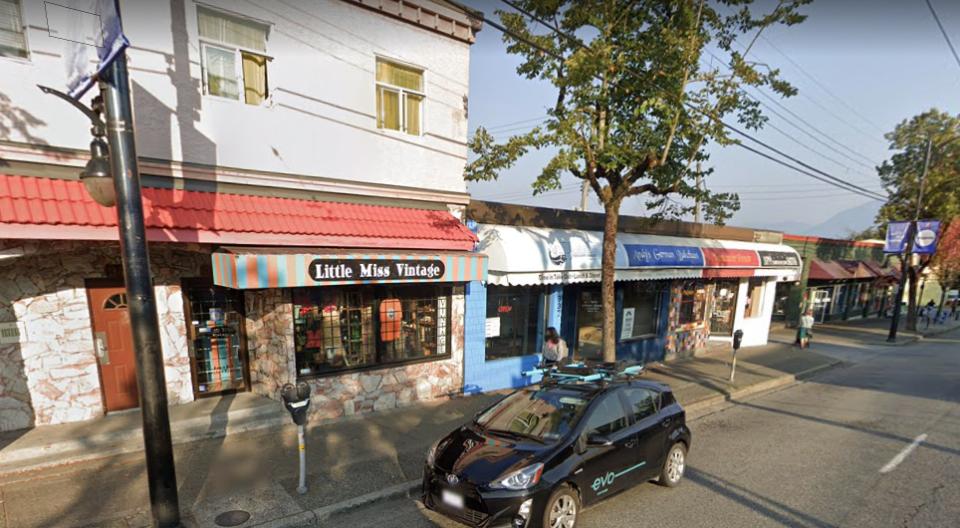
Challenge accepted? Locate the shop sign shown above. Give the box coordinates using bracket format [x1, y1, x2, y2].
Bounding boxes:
[485, 317, 501, 338]
[620, 308, 635, 340]
[537, 270, 602, 282]
[308, 259, 445, 282]
[624, 244, 704, 268]
[758, 251, 800, 268]
[702, 248, 761, 268]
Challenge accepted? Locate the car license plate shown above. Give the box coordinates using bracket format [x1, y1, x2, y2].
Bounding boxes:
[441, 489, 464, 509]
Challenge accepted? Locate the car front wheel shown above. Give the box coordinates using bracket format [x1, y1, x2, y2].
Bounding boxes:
[542, 484, 579, 528]
[658, 442, 686, 487]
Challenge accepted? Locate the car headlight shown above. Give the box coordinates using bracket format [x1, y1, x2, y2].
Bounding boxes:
[426, 440, 440, 467]
[489, 463, 544, 490]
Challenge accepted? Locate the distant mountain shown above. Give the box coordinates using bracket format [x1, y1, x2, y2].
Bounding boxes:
[804, 201, 881, 238]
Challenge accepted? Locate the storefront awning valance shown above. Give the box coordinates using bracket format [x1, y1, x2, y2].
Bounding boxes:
[211, 247, 487, 289]
[478, 224, 801, 286]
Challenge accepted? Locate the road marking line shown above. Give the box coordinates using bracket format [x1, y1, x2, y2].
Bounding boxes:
[880, 433, 928, 474]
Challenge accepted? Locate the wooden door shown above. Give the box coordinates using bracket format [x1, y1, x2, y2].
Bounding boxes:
[87, 283, 139, 411]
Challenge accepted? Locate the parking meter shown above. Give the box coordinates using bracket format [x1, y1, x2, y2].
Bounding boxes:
[730, 330, 744, 382]
[280, 382, 311, 494]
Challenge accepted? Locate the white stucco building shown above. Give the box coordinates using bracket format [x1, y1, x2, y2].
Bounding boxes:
[0, 0, 485, 432]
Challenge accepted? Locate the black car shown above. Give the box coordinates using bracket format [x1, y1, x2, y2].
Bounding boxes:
[422, 368, 691, 528]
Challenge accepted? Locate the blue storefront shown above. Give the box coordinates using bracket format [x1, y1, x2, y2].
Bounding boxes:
[463, 224, 802, 394]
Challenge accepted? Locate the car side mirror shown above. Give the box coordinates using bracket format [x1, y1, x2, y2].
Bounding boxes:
[586, 433, 613, 447]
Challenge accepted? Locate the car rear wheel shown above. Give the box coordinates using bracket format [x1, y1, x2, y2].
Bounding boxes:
[542, 484, 580, 528]
[658, 442, 686, 487]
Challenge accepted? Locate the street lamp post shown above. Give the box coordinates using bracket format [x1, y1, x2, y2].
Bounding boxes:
[38, 51, 182, 527]
[99, 53, 182, 528]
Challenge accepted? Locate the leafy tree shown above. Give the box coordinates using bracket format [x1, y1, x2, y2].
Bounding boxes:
[466, 0, 809, 361]
[932, 218, 960, 315]
[875, 110, 960, 329]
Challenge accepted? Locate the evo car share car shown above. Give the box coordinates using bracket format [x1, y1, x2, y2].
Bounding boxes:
[422, 363, 691, 528]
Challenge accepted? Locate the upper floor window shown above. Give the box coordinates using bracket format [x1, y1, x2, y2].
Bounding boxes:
[198, 7, 268, 105]
[0, 0, 27, 59]
[376, 59, 423, 135]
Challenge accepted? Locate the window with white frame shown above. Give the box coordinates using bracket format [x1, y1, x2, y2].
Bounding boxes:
[376, 59, 424, 135]
[198, 7, 269, 105]
[0, 0, 27, 59]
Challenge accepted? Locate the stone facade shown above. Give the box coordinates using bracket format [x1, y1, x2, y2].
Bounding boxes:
[0, 240, 209, 431]
[245, 286, 466, 422]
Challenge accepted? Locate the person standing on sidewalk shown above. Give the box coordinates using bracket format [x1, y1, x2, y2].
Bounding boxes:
[541, 327, 568, 367]
[798, 310, 815, 349]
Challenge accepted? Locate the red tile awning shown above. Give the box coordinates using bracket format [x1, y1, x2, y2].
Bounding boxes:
[0, 174, 477, 251]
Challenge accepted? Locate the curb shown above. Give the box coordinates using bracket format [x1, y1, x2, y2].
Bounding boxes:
[683, 360, 842, 418]
[313, 479, 421, 522]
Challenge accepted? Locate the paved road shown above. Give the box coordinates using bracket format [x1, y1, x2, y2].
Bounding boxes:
[330, 330, 960, 528]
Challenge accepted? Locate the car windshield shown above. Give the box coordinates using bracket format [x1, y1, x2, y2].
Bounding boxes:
[474, 389, 590, 443]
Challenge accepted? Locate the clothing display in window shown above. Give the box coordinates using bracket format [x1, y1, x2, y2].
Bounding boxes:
[294, 285, 451, 377]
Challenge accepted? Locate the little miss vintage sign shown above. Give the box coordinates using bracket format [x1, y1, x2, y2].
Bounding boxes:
[309, 259, 445, 282]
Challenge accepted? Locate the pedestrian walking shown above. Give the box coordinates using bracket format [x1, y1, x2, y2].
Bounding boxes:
[541, 327, 568, 367]
[923, 300, 936, 328]
[798, 310, 815, 349]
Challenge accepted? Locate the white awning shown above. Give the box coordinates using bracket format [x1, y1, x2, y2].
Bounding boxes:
[478, 224, 801, 286]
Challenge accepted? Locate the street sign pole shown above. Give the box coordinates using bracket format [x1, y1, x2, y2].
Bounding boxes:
[888, 138, 933, 342]
[100, 53, 182, 528]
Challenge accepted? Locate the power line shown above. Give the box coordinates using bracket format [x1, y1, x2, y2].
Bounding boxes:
[470, 0, 886, 202]
[747, 87, 878, 168]
[733, 142, 885, 201]
[924, 0, 960, 74]
[702, 49, 880, 172]
[757, 34, 888, 136]
[483, 115, 549, 132]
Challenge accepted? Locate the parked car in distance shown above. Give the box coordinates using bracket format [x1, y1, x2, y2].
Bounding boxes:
[422, 365, 691, 528]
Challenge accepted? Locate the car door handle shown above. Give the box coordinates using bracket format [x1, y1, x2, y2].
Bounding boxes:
[625, 439, 637, 448]
[661, 418, 672, 428]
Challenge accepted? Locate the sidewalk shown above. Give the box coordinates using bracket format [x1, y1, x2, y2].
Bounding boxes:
[0, 325, 889, 528]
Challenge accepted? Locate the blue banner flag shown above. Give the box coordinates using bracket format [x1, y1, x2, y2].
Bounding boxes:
[913, 220, 941, 255]
[884, 222, 910, 253]
[624, 244, 705, 267]
[54, 0, 129, 99]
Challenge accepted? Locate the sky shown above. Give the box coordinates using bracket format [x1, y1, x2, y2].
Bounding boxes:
[460, 0, 960, 237]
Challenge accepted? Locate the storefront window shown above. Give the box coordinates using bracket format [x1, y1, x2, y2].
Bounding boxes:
[677, 281, 707, 326]
[183, 279, 249, 396]
[620, 282, 660, 340]
[577, 289, 604, 360]
[293, 284, 450, 377]
[485, 286, 545, 360]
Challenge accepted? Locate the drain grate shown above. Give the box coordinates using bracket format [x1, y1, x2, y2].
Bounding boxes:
[214, 510, 251, 527]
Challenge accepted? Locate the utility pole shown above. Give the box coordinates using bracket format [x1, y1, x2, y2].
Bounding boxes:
[579, 180, 589, 211]
[888, 137, 933, 342]
[694, 162, 703, 225]
[100, 54, 182, 527]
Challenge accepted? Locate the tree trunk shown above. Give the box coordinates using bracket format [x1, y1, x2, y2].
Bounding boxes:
[906, 268, 918, 331]
[601, 199, 622, 364]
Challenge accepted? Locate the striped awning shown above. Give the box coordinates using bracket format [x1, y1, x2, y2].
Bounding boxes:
[211, 247, 487, 289]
